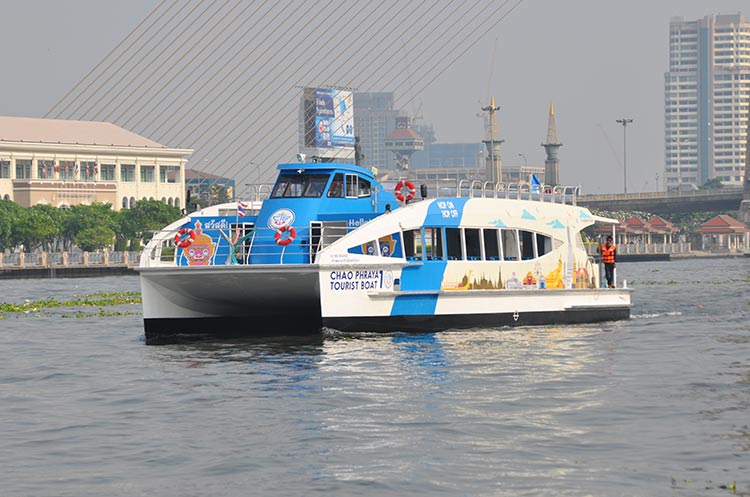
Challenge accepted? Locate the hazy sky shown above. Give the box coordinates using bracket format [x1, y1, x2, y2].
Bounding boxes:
[1, 0, 747, 194]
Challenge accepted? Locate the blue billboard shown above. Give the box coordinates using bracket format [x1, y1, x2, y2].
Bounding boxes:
[303, 88, 354, 150]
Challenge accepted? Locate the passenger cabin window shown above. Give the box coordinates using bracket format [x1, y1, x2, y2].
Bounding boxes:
[403, 228, 423, 260]
[327, 173, 344, 198]
[345, 174, 358, 198]
[520, 230, 535, 260]
[424, 227, 444, 261]
[483, 229, 500, 260]
[271, 173, 330, 198]
[358, 177, 371, 197]
[536, 233, 552, 256]
[445, 228, 462, 260]
[502, 229, 519, 261]
[464, 228, 481, 260]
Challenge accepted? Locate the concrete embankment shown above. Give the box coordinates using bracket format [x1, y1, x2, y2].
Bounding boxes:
[0, 265, 137, 279]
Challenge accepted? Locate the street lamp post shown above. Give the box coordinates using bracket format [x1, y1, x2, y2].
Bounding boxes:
[518, 153, 527, 167]
[616, 118, 633, 194]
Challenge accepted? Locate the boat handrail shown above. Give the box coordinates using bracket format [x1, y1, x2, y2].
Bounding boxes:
[143, 224, 353, 266]
[414, 178, 580, 205]
[243, 183, 275, 203]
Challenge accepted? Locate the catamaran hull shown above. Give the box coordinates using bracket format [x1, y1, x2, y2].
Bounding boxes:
[140, 264, 630, 343]
[138, 265, 321, 344]
[323, 306, 630, 333]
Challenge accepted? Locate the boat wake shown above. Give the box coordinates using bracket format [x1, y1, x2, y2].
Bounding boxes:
[632, 311, 683, 319]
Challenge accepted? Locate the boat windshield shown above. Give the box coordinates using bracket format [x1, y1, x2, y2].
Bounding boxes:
[271, 173, 330, 198]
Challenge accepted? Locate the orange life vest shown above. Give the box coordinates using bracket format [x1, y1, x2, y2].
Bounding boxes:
[601, 244, 616, 264]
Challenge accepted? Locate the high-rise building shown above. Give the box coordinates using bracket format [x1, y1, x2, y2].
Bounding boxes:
[353, 92, 400, 171]
[664, 13, 750, 190]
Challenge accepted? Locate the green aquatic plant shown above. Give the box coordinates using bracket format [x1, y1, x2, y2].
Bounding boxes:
[60, 308, 138, 318]
[0, 291, 141, 313]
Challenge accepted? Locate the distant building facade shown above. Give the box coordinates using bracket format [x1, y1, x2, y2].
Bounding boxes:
[664, 13, 750, 189]
[0, 116, 191, 210]
[410, 142, 484, 181]
[353, 92, 400, 171]
[185, 169, 236, 207]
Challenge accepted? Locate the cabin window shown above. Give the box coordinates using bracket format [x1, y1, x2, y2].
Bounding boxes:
[520, 230, 535, 260]
[502, 229, 519, 261]
[445, 228, 463, 260]
[536, 233, 552, 256]
[271, 173, 330, 198]
[424, 227, 444, 261]
[345, 174, 358, 198]
[403, 228, 423, 260]
[464, 228, 481, 260]
[358, 177, 371, 197]
[483, 229, 500, 260]
[328, 173, 344, 198]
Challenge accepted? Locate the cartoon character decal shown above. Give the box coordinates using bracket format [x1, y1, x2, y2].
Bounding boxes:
[182, 220, 215, 266]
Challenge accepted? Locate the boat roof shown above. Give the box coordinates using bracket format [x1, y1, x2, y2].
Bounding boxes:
[276, 162, 377, 181]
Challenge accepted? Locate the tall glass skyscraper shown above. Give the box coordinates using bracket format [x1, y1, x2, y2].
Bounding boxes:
[664, 13, 749, 189]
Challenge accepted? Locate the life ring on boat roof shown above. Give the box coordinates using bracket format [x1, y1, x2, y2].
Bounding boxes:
[274, 225, 296, 246]
[174, 228, 196, 248]
[395, 180, 416, 203]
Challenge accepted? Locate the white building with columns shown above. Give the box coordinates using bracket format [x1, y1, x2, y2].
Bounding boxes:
[0, 116, 192, 210]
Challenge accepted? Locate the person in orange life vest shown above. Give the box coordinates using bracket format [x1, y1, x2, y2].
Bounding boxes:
[597, 235, 617, 288]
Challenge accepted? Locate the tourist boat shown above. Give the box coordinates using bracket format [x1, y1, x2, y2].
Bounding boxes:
[137, 161, 631, 344]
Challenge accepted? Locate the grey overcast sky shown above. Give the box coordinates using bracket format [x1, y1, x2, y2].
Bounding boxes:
[0, 0, 747, 193]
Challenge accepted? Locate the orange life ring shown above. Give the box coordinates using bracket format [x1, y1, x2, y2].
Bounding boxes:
[274, 225, 296, 246]
[174, 228, 196, 248]
[395, 180, 416, 202]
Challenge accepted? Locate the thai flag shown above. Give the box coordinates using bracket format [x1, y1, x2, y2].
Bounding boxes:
[74, 163, 79, 175]
[237, 201, 247, 217]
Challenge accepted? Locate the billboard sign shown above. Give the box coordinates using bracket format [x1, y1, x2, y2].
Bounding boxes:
[303, 88, 354, 150]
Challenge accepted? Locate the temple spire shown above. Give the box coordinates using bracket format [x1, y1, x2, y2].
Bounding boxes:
[541, 102, 562, 186]
[545, 102, 560, 145]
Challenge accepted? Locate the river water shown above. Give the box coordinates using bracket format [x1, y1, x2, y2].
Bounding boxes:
[1, 258, 748, 496]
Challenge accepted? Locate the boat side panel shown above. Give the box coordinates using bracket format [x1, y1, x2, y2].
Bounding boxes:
[144, 315, 322, 345]
[323, 306, 631, 333]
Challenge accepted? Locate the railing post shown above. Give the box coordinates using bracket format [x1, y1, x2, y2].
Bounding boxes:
[63, 252, 69, 267]
[103, 250, 110, 265]
[83, 252, 89, 267]
[19, 252, 25, 268]
[41, 252, 48, 267]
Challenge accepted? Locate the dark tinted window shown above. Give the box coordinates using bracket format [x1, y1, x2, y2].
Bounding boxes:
[465, 229, 481, 260]
[536, 233, 552, 256]
[520, 230, 535, 260]
[446, 228, 462, 260]
[271, 173, 330, 198]
[483, 229, 500, 260]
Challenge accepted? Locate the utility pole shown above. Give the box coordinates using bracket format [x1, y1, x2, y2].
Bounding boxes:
[616, 118, 633, 194]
